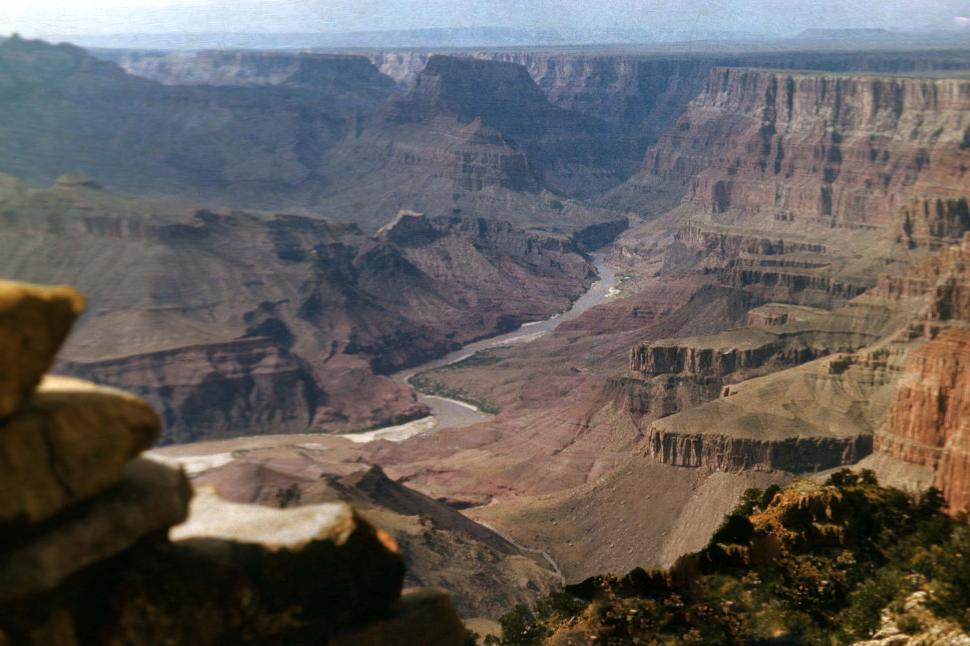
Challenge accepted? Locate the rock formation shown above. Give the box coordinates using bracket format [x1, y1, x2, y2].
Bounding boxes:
[874, 234, 970, 512]
[349, 59, 970, 587]
[0, 278, 470, 644]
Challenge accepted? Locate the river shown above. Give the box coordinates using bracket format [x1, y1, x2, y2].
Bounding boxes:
[341, 251, 616, 443]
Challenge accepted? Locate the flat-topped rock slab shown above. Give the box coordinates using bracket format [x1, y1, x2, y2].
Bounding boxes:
[172, 489, 405, 628]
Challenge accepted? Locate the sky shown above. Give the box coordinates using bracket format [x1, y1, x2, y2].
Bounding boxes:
[4, 0, 970, 37]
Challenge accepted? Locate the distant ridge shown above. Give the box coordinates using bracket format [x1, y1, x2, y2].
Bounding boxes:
[795, 28, 894, 39]
[36, 28, 660, 51]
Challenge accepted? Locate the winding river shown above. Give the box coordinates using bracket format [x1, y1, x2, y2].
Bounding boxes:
[342, 252, 616, 443]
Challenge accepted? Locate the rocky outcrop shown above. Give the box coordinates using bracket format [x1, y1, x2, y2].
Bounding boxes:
[634, 351, 895, 475]
[627, 233, 970, 496]
[0, 458, 191, 602]
[644, 428, 872, 473]
[172, 452, 562, 619]
[0, 375, 160, 526]
[631, 331, 810, 377]
[629, 318, 883, 386]
[0, 279, 469, 644]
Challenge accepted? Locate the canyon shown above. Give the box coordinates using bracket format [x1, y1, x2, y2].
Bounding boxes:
[0, 172, 596, 443]
[1, 33, 969, 636]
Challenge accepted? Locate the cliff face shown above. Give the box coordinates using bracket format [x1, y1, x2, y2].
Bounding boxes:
[365, 49, 970, 135]
[0, 175, 593, 442]
[58, 338, 326, 445]
[376, 55, 620, 199]
[622, 292, 897, 429]
[879, 329, 970, 512]
[898, 195, 970, 250]
[644, 429, 873, 473]
[875, 235, 970, 512]
[645, 67, 970, 229]
[620, 233, 970, 505]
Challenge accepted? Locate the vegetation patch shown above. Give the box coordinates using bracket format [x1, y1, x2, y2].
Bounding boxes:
[487, 471, 970, 644]
[409, 372, 500, 415]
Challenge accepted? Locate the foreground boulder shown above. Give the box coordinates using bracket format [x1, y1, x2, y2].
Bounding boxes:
[0, 281, 83, 419]
[172, 490, 406, 627]
[0, 376, 160, 527]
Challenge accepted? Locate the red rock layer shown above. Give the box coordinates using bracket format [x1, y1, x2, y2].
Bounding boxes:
[877, 235, 970, 512]
[878, 329, 970, 512]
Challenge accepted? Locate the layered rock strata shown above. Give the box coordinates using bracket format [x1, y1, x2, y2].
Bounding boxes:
[0, 279, 469, 644]
[875, 234, 970, 512]
[619, 65, 970, 311]
[644, 68, 970, 228]
[0, 38, 627, 234]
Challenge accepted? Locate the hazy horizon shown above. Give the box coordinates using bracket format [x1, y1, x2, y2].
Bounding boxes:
[5, 0, 970, 40]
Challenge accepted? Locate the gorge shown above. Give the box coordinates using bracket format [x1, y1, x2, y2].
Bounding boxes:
[0, 31, 969, 643]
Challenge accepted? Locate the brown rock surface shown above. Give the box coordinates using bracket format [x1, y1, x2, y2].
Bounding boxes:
[0, 458, 190, 602]
[0, 375, 160, 527]
[0, 281, 84, 419]
[873, 234, 970, 512]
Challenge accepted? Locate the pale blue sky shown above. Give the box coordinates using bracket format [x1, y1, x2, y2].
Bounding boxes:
[4, 0, 970, 36]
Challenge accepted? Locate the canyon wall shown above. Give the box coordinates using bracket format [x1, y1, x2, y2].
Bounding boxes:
[875, 235, 970, 512]
[644, 67, 970, 229]
[0, 38, 625, 231]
